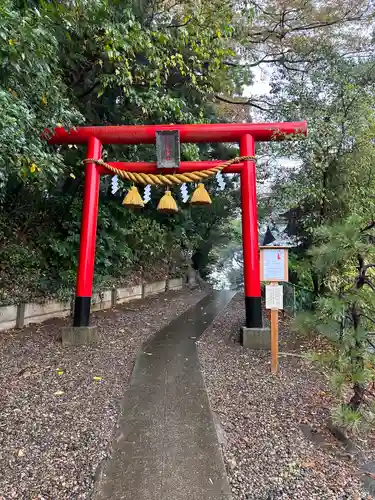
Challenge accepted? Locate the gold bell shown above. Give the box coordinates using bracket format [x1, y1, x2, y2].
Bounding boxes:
[157, 189, 178, 213]
[122, 186, 144, 208]
[190, 183, 212, 205]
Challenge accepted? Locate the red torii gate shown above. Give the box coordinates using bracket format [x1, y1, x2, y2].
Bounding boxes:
[47, 121, 307, 341]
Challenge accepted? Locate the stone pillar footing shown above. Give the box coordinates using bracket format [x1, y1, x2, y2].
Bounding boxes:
[241, 327, 270, 349]
[61, 326, 100, 346]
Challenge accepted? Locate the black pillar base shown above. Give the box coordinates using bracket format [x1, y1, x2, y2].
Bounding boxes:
[73, 296, 91, 327]
[245, 296, 262, 328]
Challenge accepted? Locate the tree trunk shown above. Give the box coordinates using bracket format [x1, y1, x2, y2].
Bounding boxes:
[348, 382, 365, 411]
[311, 270, 320, 298]
[165, 248, 172, 291]
[348, 302, 365, 410]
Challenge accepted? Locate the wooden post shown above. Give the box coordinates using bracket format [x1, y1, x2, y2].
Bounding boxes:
[260, 247, 289, 374]
[271, 307, 279, 374]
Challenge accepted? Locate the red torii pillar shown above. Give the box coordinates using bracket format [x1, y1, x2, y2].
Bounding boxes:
[47, 121, 307, 340]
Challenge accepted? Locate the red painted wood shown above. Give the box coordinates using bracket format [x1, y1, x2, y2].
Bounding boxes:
[76, 137, 102, 298]
[240, 135, 260, 299]
[45, 119, 307, 333]
[47, 121, 307, 145]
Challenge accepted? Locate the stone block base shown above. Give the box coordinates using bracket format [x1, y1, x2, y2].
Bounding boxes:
[241, 327, 270, 349]
[62, 326, 100, 346]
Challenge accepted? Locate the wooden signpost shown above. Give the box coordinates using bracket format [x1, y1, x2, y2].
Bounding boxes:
[260, 246, 289, 374]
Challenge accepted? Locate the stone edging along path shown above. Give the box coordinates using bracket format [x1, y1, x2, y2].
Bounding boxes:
[0, 278, 183, 332]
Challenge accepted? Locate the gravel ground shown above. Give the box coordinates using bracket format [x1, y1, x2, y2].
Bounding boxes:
[198, 293, 374, 500]
[0, 288, 206, 500]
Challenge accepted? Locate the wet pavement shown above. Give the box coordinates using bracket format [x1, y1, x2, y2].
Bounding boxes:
[94, 291, 235, 500]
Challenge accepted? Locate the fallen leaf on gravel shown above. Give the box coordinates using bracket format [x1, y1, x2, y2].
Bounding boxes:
[228, 458, 237, 469]
[302, 460, 316, 469]
[53, 390, 64, 396]
[17, 367, 31, 377]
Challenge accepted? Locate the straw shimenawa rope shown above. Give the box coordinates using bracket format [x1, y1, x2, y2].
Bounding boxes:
[83, 156, 256, 186]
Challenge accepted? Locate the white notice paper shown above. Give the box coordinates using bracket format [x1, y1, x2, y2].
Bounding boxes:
[265, 285, 283, 310]
[263, 249, 286, 281]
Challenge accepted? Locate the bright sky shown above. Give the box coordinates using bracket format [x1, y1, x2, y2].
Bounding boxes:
[243, 65, 272, 98]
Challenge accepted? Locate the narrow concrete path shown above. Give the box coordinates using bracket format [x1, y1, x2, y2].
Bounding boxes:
[94, 291, 235, 500]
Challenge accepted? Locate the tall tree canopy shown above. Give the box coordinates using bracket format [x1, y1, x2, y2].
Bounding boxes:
[0, 0, 247, 303]
[258, 38, 375, 428]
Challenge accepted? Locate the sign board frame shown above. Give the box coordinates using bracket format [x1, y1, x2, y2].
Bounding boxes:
[260, 246, 289, 282]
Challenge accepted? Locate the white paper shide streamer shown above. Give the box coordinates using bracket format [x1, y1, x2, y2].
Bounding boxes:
[180, 183, 189, 203]
[111, 175, 119, 194]
[216, 171, 226, 191]
[143, 184, 151, 203]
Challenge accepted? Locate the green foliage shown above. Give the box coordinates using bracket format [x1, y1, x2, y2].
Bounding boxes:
[0, 0, 247, 304]
[267, 51, 375, 291]
[331, 405, 363, 434]
[293, 215, 375, 429]
[264, 40, 375, 430]
[2, 0, 373, 307]
[0, 1, 83, 195]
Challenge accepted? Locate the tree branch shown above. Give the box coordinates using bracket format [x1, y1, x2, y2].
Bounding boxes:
[166, 18, 192, 28]
[214, 95, 271, 113]
[361, 221, 375, 232]
[360, 313, 375, 325]
[78, 80, 101, 98]
[364, 278, 375, 292]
